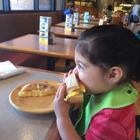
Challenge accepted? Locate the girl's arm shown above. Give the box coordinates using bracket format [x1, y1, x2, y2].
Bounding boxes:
[57, 116, 82, 140]
[53, 83, 82, 140]
[129, 22, 137, 32]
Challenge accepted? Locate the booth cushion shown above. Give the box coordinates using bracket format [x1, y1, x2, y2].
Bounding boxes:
[0, 14, 35, 42]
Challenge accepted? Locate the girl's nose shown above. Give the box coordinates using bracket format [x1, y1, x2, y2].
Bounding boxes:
[73, 67, 80, 80]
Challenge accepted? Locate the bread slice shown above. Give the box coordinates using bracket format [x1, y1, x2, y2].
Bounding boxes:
[64, 73, 85, 103]
[18, 82, 55, 97]
[65, 73, 79, 94]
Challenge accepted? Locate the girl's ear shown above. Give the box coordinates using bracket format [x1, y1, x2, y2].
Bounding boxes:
[107, 67, 123, 84]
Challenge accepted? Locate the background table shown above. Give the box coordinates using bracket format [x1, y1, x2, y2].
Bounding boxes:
[55, 22, 94, 30]
[79, 20, 98, 25]
[0, 67, 63, 140]
[91, 18, 99, 21]
[50, 26, 84, 38]
[0, 34, 76, 70]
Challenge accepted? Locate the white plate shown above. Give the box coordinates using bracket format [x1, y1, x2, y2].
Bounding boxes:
[9, 80, 60, 114]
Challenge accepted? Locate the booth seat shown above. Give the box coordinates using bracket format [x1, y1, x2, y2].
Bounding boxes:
[0, 12, 64, 68]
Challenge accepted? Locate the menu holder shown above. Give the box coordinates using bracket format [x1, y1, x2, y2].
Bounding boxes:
[84, 12, 90, 22]
[98, 19, 103, 25]
[98, 15, 108, 25]
[65, 14, 73, 33]
[39, 16, 52, 45]
[73, 13, 80, 26]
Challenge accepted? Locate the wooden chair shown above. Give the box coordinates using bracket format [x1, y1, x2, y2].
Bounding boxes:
[110, 10, 125, 26]
[111, 16, 123, 26]
[116, 10, 125, 19]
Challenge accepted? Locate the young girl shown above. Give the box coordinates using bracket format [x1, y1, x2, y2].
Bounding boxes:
[106, 5, 113, 23]
[53, 25, 140, 140]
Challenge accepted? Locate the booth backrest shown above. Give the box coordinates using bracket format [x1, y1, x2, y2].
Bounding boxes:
[0, 12, 64, 43]
[30, 12, 64, 33]
[56, 12, 65, 23]
[30, 12, 59, 33]
[0, 14, 35, 42]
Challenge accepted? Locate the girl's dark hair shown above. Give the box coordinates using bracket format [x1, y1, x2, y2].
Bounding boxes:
[107, 5, 113, 11]
[69, 3, 75, 8]
[76, 25, 140, 84]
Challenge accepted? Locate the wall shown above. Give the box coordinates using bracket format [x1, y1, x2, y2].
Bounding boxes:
[0, 0, 2, 10]
[98, 0, 124, 15]
[98, 0, 108, 13]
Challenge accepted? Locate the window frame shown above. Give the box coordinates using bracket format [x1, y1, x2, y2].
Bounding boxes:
[0, 0, 65, 13]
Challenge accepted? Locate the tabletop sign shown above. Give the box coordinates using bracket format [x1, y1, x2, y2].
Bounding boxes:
[73, 13, 79, 26]
[39, 16, 52, 45]
[65, 14, 73, 33]
[84, 12, 89, 23]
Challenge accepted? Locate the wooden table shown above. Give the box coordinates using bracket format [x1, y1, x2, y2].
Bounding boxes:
[55, 22, 94, 30]
[0, 67, 63, 140]
[137, 22, 140, 26]
[50, 26, 84, 38]
[0, 34, 76, 70]
[91, 18, 100, 21]
[1, 66, 138, 140]
[37, 26, 84, 38]
[79, 20, 98, 25]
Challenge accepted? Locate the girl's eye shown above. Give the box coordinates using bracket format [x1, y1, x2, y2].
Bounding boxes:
[77, 64, 84, 70]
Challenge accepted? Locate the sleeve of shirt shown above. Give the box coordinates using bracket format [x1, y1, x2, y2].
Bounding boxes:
[85, 112, 127, 140]
[134, 5, 140, 16]
[129, 5, 140, 23]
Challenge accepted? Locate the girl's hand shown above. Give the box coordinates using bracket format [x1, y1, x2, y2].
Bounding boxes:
[53, 83, 70, 118]
[63, 67, 79, 82]
[63, 70, 73, 82]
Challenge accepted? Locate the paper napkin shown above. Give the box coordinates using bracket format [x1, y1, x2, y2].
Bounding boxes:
[0, 61, 26, 79]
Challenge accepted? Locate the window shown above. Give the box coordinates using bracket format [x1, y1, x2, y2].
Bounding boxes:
[1, 0, 65, 12]
[39, 0, 51, 10]
[0, 0, 3, 10]
[56, 0, 62, 10]
[10, 0, 34, 10]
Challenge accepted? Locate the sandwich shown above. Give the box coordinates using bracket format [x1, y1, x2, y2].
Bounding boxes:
[64, 73, 85, 103]
[18, 81, 55, 97]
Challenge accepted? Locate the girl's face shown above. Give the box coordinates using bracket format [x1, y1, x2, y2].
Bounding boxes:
[74, 50, 111, 95]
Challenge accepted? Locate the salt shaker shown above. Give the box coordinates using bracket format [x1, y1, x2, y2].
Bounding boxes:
[71, 24, 75, 32]
[49, 32, 55, 45]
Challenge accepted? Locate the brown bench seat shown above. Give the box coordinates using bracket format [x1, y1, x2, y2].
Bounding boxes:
[0, 50, 47, 68]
